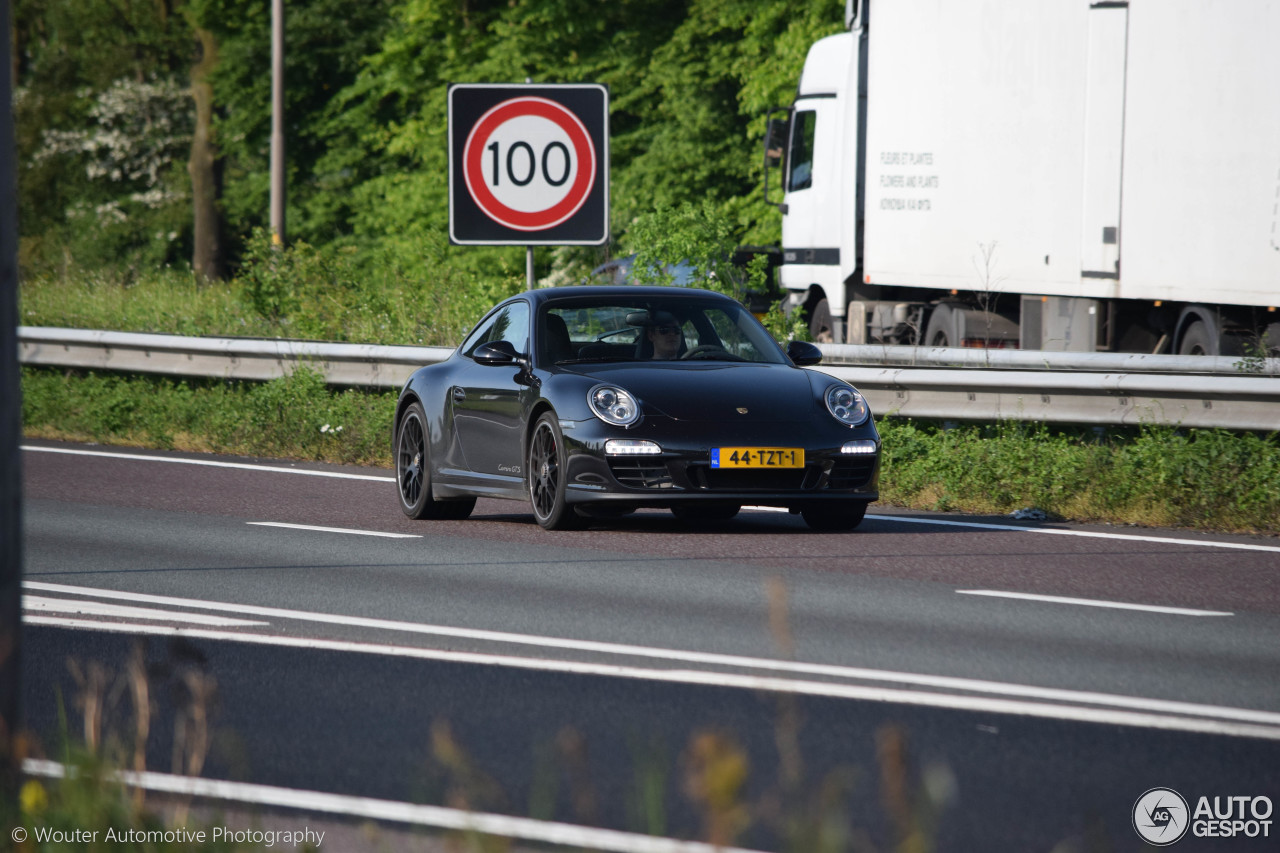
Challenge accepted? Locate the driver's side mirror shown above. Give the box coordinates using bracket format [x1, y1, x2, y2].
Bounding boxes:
[763, 107, 791, 210]
[764, 114, 789, 168]
[786, 340, 822, 366]
[473, 340, 526, 366]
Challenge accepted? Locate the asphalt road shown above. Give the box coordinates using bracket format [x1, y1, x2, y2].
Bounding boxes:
[17, 440, 1280, 851]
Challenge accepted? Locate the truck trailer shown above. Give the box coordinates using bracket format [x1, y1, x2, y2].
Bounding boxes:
[768, 0, 1280, 354]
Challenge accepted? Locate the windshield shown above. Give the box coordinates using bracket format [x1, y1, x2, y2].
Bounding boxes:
[538, 296, 788, 367]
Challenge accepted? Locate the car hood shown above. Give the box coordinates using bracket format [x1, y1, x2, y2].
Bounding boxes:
[567, 362, 823, 422]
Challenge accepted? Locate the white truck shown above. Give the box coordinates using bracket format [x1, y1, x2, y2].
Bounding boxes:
[768, 0, 1280, 354]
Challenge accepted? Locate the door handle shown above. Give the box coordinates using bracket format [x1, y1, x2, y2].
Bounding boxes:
[452, 387, 466, 403]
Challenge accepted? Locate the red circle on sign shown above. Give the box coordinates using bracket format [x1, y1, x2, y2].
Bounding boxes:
[463, 97, 596, 232]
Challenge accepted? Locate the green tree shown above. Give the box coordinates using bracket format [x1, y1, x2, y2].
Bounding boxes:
[197, 0, 394, 256]
[14, 0, 196, 276]
[326, 0, 843, 282]
[618, 0, 843, 246]
[16, 0, 848, 289]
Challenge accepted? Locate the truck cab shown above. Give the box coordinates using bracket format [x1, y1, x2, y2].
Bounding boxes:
[777, 31, 863, 343]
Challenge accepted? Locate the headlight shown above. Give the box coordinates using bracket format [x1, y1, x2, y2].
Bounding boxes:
[588, 384, 641, 427]
[825, 384, 869, 427]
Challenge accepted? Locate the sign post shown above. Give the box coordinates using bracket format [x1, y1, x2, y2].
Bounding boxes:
[449, 84, 609, 286]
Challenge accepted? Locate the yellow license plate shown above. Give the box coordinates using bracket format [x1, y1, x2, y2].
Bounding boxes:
[711, 447, 804, 468]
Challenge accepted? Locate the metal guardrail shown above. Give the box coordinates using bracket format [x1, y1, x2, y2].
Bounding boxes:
[18, 327, 1280, 431]
[19, 326, 453, 388]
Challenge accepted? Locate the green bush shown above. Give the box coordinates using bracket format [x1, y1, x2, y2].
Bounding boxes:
[22, 367, 397, 466]
[877, 419, 1280, 533]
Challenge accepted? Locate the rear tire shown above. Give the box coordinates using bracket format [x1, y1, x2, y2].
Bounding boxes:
[801, 500, 868, 532]
[528, 412, 584, 530]
[395, 402, 475, 520]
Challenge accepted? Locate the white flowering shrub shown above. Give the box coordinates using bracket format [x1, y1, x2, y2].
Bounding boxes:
[37, 76, 192, 205]
[30, 76, 194, 273]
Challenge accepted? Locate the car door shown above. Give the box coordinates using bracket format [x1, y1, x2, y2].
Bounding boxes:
[450, 300, 532, 481]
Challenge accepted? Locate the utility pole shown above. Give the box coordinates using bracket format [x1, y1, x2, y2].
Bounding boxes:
[270, 0, 286, 246]
[0, 0, 25, 803]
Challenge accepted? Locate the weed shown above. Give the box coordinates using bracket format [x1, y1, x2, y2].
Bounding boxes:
[14, 640, 249, 851]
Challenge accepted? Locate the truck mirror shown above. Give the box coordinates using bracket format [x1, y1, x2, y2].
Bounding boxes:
[764, 117, 789, 167]
[762, 107, 792, 208]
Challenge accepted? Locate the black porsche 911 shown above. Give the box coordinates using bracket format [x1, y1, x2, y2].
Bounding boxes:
[393, 286, 880, 531]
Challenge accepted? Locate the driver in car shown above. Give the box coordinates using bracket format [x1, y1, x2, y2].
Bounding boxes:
[647, 315, 685, 360]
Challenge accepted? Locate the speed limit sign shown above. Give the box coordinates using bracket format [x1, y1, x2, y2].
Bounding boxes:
[449, 84, 609, 245]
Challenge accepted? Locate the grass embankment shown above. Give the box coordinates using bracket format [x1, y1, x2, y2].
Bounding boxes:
[18, 234, 523, 346]
[20, 366, 1280, 535]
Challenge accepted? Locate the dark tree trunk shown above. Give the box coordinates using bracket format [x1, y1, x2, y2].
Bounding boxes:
[189, 26, 222, 281]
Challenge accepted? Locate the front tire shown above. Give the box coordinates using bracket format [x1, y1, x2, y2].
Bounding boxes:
[395, 402, 475, 520]
[527, 412, 583, 530]
[801, 500, 868, 532]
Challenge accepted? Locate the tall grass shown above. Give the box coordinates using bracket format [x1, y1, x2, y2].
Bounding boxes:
[22, 367, 396, 466]
[19, 229, 524, 347]
[878, 418, 1280, 534]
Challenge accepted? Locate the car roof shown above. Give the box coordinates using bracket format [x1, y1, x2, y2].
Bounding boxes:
[512, 285, 735, 307]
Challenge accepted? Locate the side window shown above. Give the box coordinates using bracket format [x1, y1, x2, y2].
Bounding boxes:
[461, 301, 530, 358]
[788, 110, 816, 191]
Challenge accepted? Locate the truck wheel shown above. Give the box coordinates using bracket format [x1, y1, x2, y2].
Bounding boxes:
[924, 304, 954, 347]
[809, 298, 833, 343]
[1178, 320, 1213, 355]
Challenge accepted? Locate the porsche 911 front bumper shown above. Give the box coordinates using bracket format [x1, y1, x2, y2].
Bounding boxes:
[556, 415, 880, 510]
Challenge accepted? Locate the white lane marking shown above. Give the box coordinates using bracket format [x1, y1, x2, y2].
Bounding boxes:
[24, 582, 1280, 730]
[23, 759, 759, 853]
[957, 589, 1234, 616]
[247, 521, 421, 539]
[865, 513, 1280, 554]
[22, 445, 393, 482]
[24, 615, 1280, 741]
[28, 445, 1279, 553]
[744, 505, 1280, 553]
[24, 596, 268, 627]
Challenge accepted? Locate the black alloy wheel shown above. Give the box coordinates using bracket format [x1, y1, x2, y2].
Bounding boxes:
[395, 402, 475, 520]
[527, 412, 583, 530]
